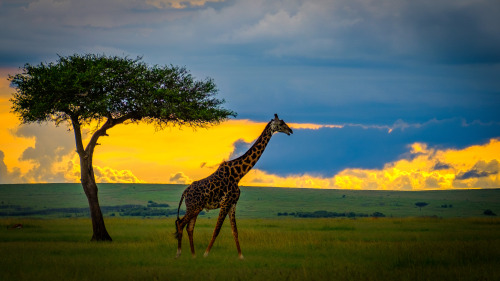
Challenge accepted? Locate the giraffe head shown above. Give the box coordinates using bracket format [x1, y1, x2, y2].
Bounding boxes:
[270, 114, 293, 135]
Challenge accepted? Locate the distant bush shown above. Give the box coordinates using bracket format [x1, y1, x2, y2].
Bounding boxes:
[147, 201, 170, 208]
[277, 210, 385, 218]
[372, 212, 386, 218]
[119, 202, 183, 217]
[120, 208, 177, 217]
[483, 209, 496, 216]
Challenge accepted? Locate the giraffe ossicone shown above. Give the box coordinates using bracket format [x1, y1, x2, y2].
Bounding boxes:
[174, 114, 293, 259]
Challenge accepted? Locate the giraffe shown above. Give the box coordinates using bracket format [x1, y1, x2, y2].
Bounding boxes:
[174, 114, 293, 259]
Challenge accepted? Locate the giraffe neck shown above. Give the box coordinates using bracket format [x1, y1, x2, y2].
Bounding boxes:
[226, 122, 274, 182]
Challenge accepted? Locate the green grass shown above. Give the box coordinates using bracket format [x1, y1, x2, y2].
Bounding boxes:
[1, 217, 500, 281]
[1, 184, 500, 218]
[2, 184, 499, 280]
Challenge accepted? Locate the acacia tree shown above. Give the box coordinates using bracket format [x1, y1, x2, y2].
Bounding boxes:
[9, 54, 236, 241]
[415, 202, 429, 211]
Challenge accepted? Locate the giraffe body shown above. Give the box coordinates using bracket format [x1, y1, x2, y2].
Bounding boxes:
[174, 114, 293, 259]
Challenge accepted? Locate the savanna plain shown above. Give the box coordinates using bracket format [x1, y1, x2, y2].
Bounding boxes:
[1, 184, 500, 281]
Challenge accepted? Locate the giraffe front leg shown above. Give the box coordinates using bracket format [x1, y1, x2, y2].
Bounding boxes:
[229, 204, 244, 260]
[204, 204, 231, 258]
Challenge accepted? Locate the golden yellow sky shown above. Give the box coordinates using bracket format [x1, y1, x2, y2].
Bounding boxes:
[1, 69, 499, 189]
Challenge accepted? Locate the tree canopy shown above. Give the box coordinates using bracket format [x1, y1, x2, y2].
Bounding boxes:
[415, 202, 429, 211]
[10, 54, 236, 129]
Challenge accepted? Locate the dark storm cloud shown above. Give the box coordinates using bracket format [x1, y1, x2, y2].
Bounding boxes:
[456, 170, 490, 180]
[248, 118, 500, 177]
[403, 0, 500, 64]
[169, 172, 191, 184]
[229, 138, 252, 160]
[1, 1, 498, 124]
[2, 0, 499, 66]
[218, 62, 500, 125]
[455, 160, 499, 180]
[433, 162, 452, 170]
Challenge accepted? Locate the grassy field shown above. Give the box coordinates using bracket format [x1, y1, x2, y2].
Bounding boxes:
[2, 185, 500, 280]
[1, 183, 500, 218]
[1, 217, 500, 281]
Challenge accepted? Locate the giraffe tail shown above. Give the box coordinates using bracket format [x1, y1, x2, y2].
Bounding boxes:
[174, 192, 185, 240]
[176, 192, 185, 221]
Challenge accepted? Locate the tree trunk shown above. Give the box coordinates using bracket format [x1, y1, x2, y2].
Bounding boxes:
[71, 115, 132, 242]
[81, 159, 112, 241]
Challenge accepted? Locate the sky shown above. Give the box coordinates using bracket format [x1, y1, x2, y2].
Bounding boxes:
[1, 0, 499, 190]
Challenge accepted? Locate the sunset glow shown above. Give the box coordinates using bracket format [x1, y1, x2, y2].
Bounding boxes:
[1, 67, 499, 190]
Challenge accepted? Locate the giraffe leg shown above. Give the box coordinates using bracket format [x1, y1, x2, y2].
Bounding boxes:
[204, 204, 231, 257]
[175, 212, 197, 258]
[187, 216, 198, 258]
[229, 204, 244, 260]
[175, 217, 186, 258]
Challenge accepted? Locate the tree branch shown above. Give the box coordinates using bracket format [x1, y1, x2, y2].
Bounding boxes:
[70, 114, 86, 157]
[84, 112, 138, 158]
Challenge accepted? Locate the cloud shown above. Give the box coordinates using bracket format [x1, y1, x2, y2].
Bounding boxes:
[16, 0, 224, 28]
[255, 117, 500, 177]
[0, 150, 21, 183]
[1, 105, 499, 190]
[208, 0, 500, 63]
[146, 0, 226, 9]
[240, 138, 500, 190]
[3, 0, 499, 64]
[241, 169, 334, 189]
[228, 138, 253, 159]
[94, 166, 145, 183]
[455, 160, 499, 180]
[354, 138, 500, 190]
[65, 158, 145, 183]
[14, 123, 75, 182]
[225, 119, 500, 190]
[0, 0, 231, 65]
[433, 161, 452, 170]
[1, 1, 499, 131]
[169, 172, 192, 184]
[288, 119, 456, 133]
[0, 151, 7, 182]
[289, 123, 344, 130]
[3, 52, 500, 190]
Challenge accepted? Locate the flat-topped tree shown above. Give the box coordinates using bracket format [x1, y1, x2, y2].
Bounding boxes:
[9, 54, 236, 241]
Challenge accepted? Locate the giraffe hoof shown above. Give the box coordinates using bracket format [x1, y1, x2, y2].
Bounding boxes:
[238, 254, 245, 260]
[203, 251, 209, 258]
